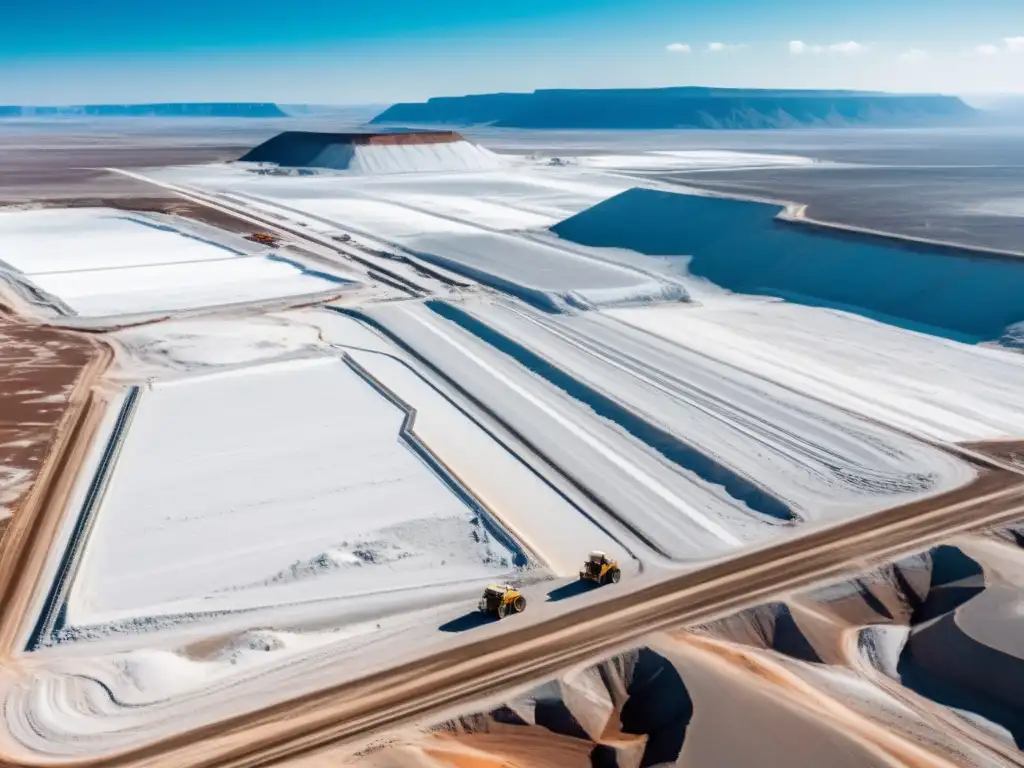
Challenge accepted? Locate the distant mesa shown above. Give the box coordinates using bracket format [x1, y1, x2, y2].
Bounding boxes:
[371, 87, 977, 129]
[237, 130, 504, 174]
[0, 103, 287, 118]
[971, 94, 1024, 125]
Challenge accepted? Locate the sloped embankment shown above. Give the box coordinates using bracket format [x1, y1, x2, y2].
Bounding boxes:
[701, 540, 1024, 752]
[238, 131, 504, 174]
[353, 634, 931, 768]
[896, 541, 1024, 746]
[551, 188, 1024, 344]
[355, 648, 690, 768]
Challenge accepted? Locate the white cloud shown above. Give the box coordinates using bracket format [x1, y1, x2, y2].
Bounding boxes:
[790, 40, 863, 55]
[665, 43, 692, 54]
[707, 42, 745, 53]
[828, 41, 866, 54]
[899, 49, 928, 62]
[974, 38, 1024, 55]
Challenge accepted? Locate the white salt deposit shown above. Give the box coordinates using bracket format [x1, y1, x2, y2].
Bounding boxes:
[347, 141, 505, 175]
[0, 207, 348, 318]
[67, 356, 518, 627]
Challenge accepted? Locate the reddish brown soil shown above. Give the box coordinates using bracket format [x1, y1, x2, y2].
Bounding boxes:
[0, 354, 110, 653]
[27, 196, 260, 236]
[354, 132, 463, 146]
[0, 319, 94, 538]
[962, 440, 1024, 469]
[426, 732, 594, 768]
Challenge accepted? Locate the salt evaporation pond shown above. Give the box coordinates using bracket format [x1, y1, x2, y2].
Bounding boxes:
[552, 189, 1024, 343]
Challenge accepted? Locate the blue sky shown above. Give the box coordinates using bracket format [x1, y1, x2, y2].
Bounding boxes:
[3, 0, 1024, 103]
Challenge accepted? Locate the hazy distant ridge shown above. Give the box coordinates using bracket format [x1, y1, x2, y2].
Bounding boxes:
[0, 103, 287, 118]
[373, 87, 976, 129]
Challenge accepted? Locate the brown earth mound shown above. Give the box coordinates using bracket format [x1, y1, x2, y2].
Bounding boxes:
[345, 649, 682, 768]
[894, 539, 1024, 748]
[697, 538, 1024, 757]
[691, 552, 931, 666]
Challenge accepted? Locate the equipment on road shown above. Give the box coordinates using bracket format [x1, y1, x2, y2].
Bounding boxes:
[579, 550, 621, 585]
[245, 232, 280, 246]
[478, 584, 526, 619]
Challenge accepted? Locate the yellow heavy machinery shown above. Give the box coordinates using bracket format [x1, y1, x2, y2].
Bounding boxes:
[478, 583, 526, 619]
[579, 550, 621, 585]
[245, 232, 280, 246]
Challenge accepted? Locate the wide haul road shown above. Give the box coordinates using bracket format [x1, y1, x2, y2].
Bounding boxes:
[31, 468, 1021, 768]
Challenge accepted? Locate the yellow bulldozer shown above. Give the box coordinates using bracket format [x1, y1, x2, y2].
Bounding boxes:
[478, 583, 526, 619]
[579, 550, 621, 585]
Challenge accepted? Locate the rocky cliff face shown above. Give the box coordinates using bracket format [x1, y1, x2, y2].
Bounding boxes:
[372, 87, 977, 129]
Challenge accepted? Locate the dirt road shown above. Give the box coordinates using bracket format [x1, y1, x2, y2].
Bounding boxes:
[0, 340, 112, 655]
[0, 321, 97, 541]
[4, 468, 1013, 768]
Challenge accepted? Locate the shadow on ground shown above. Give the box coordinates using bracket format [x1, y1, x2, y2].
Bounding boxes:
[439, 611, 496, 633]
[547, 580, 595, 602]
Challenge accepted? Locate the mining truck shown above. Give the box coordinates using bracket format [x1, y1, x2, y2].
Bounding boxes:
[579, 551, 621, 585]
[245, 232, 280, 246]
[478, 583, 526, 619]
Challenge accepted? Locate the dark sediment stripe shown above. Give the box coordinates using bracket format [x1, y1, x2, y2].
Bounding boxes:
[429, 300, 794, 522]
